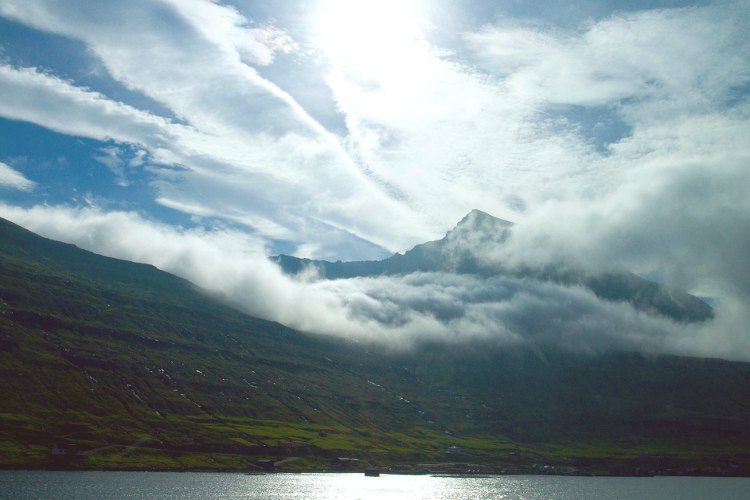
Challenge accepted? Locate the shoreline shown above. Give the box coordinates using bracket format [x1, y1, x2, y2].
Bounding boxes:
[2, 466, 749, 478]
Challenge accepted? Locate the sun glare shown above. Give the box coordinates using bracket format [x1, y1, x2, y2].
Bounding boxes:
[314, 0, 427, 78]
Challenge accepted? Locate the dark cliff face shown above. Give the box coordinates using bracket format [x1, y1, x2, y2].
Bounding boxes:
[270, 210, 713, 323]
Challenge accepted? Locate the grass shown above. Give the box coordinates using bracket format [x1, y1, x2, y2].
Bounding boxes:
[1, 217, 750, 474]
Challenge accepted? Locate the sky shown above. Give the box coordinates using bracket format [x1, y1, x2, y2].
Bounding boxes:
[1, 0, 749, 359]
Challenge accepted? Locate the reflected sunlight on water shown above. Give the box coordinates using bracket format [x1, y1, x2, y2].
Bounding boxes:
[2, 471, 750, 499]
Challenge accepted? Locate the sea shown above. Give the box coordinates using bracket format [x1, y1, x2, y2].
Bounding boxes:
[1, 471, 749, 499]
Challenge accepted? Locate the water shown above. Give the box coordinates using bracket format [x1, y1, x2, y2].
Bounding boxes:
[1, 471, 749, 499]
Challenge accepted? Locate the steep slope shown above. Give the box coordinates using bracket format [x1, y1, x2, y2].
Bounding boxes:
[271, 209, 713, 323]
[0, 217, 458, 469]
[1, 217, 749, 474]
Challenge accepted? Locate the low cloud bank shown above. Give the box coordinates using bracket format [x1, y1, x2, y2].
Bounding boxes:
[2, 203, 746, 361]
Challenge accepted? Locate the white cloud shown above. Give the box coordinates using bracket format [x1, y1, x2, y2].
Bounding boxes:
[0, 63, 423, 256]
[0, 65, 176, 147]
[159, 0, 298, 67]
[0, 0, 318, 136]
[239, 26, 297, 66]
[326, 38, 593, 228]
[465, 6, 750, 111]
[93, 146, 128, 186]
[2, 202, 748, 360]
[319, 2, 750, 240]
[1, 2, 748, 257]
[0, 161, 34, 191]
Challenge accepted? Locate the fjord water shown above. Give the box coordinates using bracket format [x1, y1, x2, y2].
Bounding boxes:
[2, 472, 749, 499]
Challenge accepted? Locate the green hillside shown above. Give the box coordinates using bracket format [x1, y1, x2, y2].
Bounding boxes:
[1, 217, 750, 475]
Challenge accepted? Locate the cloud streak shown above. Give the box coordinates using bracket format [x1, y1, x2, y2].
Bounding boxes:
[0, 62, 420, 258]
[0, 161, 34, 191]
[0, 0, 431, 256]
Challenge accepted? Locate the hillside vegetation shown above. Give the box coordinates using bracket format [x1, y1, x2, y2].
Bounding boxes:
[1, 217, 749, 475]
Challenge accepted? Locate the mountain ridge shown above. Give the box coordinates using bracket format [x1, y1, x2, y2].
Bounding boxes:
[271, 210, 712, 324]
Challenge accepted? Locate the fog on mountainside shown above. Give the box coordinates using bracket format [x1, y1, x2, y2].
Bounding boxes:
[1, 206, 742, 360]
[271, 209, 714, 356]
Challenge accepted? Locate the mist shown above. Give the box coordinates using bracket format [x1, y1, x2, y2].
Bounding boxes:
[2, 203, 746, 361]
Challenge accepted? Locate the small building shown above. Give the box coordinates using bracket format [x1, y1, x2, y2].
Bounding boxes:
[51, 444, 84, 457]
[335, 457, 360, 469]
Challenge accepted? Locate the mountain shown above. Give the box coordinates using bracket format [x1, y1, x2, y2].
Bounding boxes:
[1, 216, 750, 475]
[271, 209, 713, 323]
[272, 210, 511, 277]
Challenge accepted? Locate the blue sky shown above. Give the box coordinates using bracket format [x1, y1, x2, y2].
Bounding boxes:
[1, 0, 749, 358]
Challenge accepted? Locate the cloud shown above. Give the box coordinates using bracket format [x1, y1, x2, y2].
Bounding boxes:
[92, 146, 128, 186]
[240, 26, 298, 66]
[321, 2, 750, 240]
[0, 0, 439, 254]
[2, 203, 748, 360]
[0, 62, 420, 257]
[0, 0, 318, 136]
[0, 64, 176, 147]
[0, 0, 614, 250]
[0, 161, 34, 191]
[1, 1, 748, 258]
[465, 5, 750, 110]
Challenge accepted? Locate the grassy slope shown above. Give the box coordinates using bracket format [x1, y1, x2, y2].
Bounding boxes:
[1, 217, 750, 474]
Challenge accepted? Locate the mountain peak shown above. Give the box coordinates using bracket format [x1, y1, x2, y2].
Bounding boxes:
[456, 209, 513, 228]
[449, 210, 513, 239]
